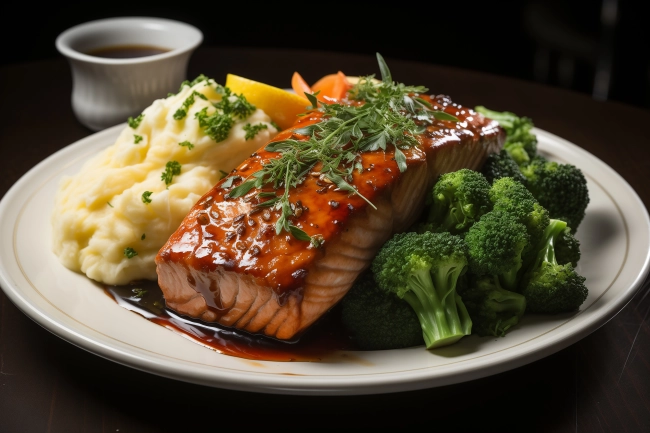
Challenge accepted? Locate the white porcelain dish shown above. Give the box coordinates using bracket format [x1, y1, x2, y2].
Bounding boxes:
[0, 125, 648, 395]
[56, 17, 203, 131]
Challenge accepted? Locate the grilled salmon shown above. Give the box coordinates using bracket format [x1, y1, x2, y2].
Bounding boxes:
[155, 93, 504, 340]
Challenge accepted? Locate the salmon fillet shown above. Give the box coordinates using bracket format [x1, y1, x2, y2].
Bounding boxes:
[155, 94, 505, 340]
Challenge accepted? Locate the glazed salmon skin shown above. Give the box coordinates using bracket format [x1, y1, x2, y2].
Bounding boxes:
[155, 92, 504, 341]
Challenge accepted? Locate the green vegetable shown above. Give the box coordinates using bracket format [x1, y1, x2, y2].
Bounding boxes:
[341, 272, 424, 350]
[371, 231, 472, 349]
[133, 134, 143, 144]
[465, 210, 529, 292]
[475, 106, 537, 166]
[521, 156, 589, 231]
[427, 168, 492, 234]
[457, 274, 526, 337]
[555, 225, 581, 267]
[489, 177, 550, 258]
[480, 149, 528, 185]
[179, 140, 195, 150]
[520, 219, 588, 313]
[123, 247, 138, 259]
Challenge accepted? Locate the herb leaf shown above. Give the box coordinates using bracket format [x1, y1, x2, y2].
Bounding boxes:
[376, 52, 392, 84]
[243, 123, 268, 140]
[161, 161, 181, 186]
[124, 247, 138, 259]
[128, 114, 144, 129]
[141, 191, 152, 204]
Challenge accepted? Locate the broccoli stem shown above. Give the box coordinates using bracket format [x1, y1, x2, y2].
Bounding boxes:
[403, 268, 471, 349]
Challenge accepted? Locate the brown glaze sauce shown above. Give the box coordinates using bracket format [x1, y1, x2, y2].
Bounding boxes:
[105, 281, 355, 361]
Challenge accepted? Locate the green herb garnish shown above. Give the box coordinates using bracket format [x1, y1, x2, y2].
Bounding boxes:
[141, 191, 152, 204]
[195, 107, 234, 142]
[107, 202, 113, 208]
[161, 161, 181, 187]
[177, 74, 210, 93]
[134, 134, 143, 144]
[128, 114, 144, 129]
[174, 91, 208, 120]
[243, 123, 268, 140]
[179, 140, 195, 150]
[124, 247, 138, 259]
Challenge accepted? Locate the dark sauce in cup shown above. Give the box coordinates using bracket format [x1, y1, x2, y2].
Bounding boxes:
[86, 45, 170, 59]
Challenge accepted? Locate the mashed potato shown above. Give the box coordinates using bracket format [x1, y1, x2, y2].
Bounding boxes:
[52, 77, 278, 285]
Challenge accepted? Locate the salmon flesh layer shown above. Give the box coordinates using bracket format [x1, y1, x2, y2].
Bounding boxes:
[155, 94, 505, 340]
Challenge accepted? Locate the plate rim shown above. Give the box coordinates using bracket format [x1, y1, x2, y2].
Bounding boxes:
[1, 125, 649, 395]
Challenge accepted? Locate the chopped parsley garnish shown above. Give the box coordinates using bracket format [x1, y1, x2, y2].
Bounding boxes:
[243, 123, 268, 140]
[131, 288, 147, 298]
[192, 86, 257, 142]
[195, 107, 234, 142]
[161, 161, 181, 186]
[179, 140, 195, 150]
[214, 93, 255, 119]
[177, 74, 210, 93]
[124, 247, 138, 259]
[128, 114, 144, 129]
[173, 90, 208, 120]
[141, 191, 152, 204]
[223, 53, 458, 246]
[134, 134, 143, 144]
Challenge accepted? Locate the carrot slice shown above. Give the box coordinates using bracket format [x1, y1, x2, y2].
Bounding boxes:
[291, 72, 312, 100]
[330, 71, 353, 101]
[312, 71, 352, 102]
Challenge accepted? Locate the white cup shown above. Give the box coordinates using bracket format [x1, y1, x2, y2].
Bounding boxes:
[56, 17, 203, 131]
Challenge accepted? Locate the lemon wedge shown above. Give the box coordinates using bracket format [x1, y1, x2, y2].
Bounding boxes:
[225, 74, 310, 130]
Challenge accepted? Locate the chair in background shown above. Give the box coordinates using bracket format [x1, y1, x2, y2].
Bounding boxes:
[524, 0, 618, 101]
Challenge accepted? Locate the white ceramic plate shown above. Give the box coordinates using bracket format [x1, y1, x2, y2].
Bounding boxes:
[1, 125, 649, 395]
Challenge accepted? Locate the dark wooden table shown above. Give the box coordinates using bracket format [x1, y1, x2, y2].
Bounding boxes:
[1, 47, 649, 432]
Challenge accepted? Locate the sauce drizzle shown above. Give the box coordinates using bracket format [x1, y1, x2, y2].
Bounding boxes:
[105, 281, 355, 362]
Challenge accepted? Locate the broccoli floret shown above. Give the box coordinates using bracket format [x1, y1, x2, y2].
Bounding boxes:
[520, 219, 588, 313]
[504, 141, 532, 166]
[465, 210, 529, 291]
[521, 156, 589, 232]
[489, 177, 550, 255]
[372, 231, 472, 349]
[555, 225, 581, 267]
[475, 106, 537, 163]
[481, 149, 528, 185]
[458, 274, 526, 337]
[340, 272, 424, 350]
[427, 168, 492, 234]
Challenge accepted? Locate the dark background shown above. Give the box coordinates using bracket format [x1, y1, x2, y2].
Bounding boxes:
[3, 1, 648, 110]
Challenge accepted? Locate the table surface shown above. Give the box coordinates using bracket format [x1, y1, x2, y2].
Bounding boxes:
[1, 47, 649, 432]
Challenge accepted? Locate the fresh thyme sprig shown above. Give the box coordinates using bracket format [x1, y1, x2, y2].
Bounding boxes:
[223, 53, 458, 246]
